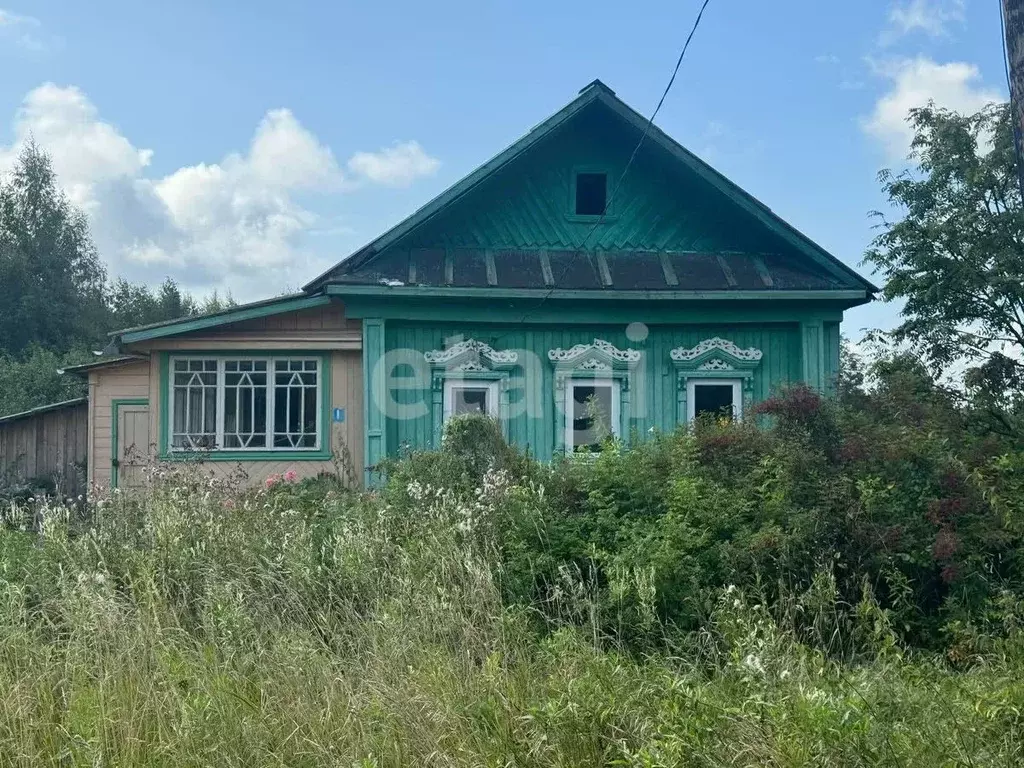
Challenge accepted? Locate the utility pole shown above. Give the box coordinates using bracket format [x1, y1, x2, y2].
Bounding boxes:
[1002, 0, 1024, 196]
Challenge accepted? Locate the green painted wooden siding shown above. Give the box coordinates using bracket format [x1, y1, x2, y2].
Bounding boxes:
[378, 106, 800, 259]
[383, 322, 801, 461]
[823, 322, 841, 395]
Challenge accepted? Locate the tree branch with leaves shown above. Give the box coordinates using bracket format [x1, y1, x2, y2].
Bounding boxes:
[865, 102, 1024, 438]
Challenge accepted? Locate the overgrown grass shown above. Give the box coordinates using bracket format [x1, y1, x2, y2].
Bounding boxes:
[1, 453, 1023, 767]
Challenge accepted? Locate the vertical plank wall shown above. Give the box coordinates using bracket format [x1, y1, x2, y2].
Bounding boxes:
[0, 401, 89, 498]
[385, 322, 802, 462]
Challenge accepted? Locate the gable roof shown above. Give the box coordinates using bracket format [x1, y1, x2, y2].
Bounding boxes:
[306, 80, 877, 295]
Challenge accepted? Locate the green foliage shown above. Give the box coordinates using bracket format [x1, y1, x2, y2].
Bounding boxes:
[370, 379, 1024, 656]
[0, 140, 106, 357]
[2, 450, 1024, 764]
[0, 345, 88, 415]
[0, 142, 236, 415]
[864, 102, 1024, 439]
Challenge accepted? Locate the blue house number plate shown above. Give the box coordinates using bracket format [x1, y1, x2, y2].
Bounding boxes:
[332, 407, 345, 423]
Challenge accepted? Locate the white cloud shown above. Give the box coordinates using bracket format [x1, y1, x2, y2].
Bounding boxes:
[0, 8, 54, 52]
[348, 140, 441, 187]
[861, 57, 1002, 160]
[881, 0, 965, 43]
[0, 84, 153, 212]
[0, 84, 441, 298]
[815, 54, 840, 65]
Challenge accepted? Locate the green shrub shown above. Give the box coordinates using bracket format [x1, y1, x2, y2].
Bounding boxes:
[2, 376, 1024, 763]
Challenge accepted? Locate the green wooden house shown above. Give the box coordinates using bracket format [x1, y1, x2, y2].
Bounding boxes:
[89, 80, 874, 490]
[313, 79, 875, 478]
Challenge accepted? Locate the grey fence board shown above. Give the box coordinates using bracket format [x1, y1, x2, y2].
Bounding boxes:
[0, 399, 88, 499]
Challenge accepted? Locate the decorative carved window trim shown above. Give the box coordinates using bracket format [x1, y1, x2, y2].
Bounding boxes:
[670, 338, 763, 424]
[547, 339, 640, 452]
[669, 337, 763, 364]
[424, 338, 518, 447]
[424, 338, 519, 368]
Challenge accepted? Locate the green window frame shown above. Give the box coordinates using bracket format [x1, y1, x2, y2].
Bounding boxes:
[158, 350, 332, 461]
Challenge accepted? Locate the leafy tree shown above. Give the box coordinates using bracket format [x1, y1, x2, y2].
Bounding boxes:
[0, 346, 90, 416]
[107, 277, 199, 330]
[865, 102, 1024, 438]
[0, 142, 236, 415]
[0, 140, 107, 356]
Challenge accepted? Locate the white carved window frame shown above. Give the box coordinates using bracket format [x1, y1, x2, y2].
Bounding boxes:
[443, 379, 500, 421]
[686, 378, 744, 422]
[669, 338, 763, 424]
[564, 377, 621, 453]
[547, 338, 640, 453]
[424, 339, 518, 447]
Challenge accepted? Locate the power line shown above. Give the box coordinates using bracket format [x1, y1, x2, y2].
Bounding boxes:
[1000, 0, 1013, 98]
[507, 0, 713, 330]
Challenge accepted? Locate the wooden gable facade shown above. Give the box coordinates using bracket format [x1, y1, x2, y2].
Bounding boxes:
[312, 80, 874, 480]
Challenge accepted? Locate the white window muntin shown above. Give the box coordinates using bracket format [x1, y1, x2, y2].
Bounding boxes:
[564, 377, 620, 453]
[442, 378, 499, 422]
[169, 356, 322, 452]
[685, 378, 742, 423]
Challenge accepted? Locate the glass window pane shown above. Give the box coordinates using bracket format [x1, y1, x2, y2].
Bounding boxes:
[571, 383, 612, 452]
[451, 386, 490, 416]
[693, 384, 735, 421]
[171, 358, 218, 449]
[272, 359, 319, 449]
[223, 360, 268, 449]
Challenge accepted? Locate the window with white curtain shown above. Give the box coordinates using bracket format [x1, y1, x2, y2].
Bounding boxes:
[169, 356, 321, 451]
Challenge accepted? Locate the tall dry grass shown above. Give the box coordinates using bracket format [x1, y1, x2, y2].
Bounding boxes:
[0, 466, 1022, 766]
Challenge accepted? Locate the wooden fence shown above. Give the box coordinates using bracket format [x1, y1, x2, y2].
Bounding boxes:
[0, 398, 89, 499]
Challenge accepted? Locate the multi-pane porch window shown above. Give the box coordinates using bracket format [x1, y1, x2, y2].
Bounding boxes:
[170, 357, 321, 451]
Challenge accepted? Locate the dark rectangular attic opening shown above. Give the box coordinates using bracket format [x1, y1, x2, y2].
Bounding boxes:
[575, 172, 607, 216]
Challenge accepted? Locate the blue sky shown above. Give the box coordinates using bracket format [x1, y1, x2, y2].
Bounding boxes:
[0, 0, 1009, 337]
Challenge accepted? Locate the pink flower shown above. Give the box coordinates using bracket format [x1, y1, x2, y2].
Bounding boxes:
[222, 499, 235, 509]
[265, 474, 281, 489]
[283, 469, 298, 483]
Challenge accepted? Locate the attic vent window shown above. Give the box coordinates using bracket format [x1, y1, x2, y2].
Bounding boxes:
[575, 172, 607, 216]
